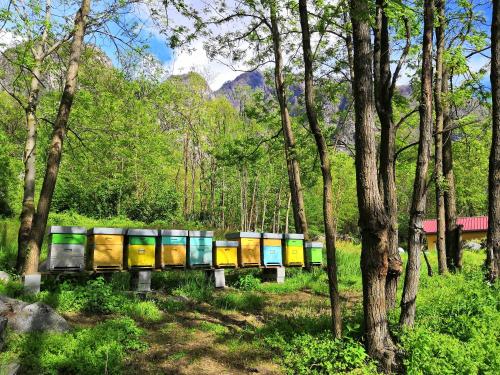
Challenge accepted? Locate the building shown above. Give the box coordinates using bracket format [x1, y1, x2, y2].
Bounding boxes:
[423, 216, 488, 250]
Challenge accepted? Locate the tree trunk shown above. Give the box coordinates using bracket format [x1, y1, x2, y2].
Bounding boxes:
[350, 0, 397, 370]
[299, 0, 342, 338]
[285, 193, 291, 233]
[23, 0, 91, 275]
[487, 0, 500, 282]
[373, 0, 402, 310]
[433, 0, 448, 274]
[400, 0, 434, 327]
[442, 70, 459, 271]
[17, 0, 53, 272]
[17, 71, 40, 272]
[270, 4, 309, 239]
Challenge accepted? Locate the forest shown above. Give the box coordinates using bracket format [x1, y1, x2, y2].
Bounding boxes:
[0, 0, 498, 374]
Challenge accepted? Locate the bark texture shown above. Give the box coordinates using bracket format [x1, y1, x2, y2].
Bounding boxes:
[487, 0, 500, 282]
[298, 0, 342, 338]
[23, 0, 91, 274]
[270, 5, 309, 238]
[373, 0, 403, 310]
[16, 0, 53, 272]
[442, 70, 460, 271]
[434, 0, 448, 274]
[350, 0, 397, 370]
[400, 0, 434, 327]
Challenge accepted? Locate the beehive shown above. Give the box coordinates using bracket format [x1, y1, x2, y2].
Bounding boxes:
[261, 233, 283, 267]
[188, 231, 213, 268]
[226, 232, 261, 267]
[126, 229, 157, 269]
[159, 229, 188, 268]
[87, 227, 125, 272]
[304, 241, 323, 267]
[283, 233, 305, 267]
[48, 226, 86, 271]
[214, 241, 238, 268]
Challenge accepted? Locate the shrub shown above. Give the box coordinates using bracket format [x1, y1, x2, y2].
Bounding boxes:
[1, 317, 146, 375]
[234, 273, 261, 291]
[265, 332, 377, 374]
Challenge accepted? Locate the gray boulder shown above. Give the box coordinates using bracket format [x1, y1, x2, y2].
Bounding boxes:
[0, 271, 10, 282]
[0, 296, 70, 333]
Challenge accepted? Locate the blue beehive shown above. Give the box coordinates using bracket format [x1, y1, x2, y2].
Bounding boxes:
[188, 230, 213, 268]
[261, 233, 283, 267]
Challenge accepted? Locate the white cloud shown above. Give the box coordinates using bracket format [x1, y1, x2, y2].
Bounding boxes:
[168, 40, 243, 90]
[0, 31, 22, 51]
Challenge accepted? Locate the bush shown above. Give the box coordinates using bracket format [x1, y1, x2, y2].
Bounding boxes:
[265, 332, 377, 374]
[399, 266, 500, 374]
[234, 273, 261, 291]
[1, 317, 146, 375]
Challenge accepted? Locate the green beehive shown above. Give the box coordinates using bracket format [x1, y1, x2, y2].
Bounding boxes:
[305, 241, 323, 267]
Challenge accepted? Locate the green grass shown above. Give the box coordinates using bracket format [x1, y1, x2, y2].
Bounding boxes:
[197, 321, 229, 336]
[0, 317, 146, 375]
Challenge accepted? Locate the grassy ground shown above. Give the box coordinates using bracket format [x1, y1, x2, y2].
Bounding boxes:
[0, 218, 498, 374]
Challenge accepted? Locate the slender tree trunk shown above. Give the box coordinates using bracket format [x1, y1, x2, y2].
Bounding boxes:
[299, 0, 342, 338]
[261, 198, 267, 232]
[183, 133, 189, 218]
[285, 193, 291, 233]
[23, 0, 91, 275]
[17, 72, 40, 272]
[270, 4, 309, 238]
[373, 0, 403, 310]
[400, 0, 434, 327]
[434, 0, 448, 274]
[17, 0, 53, 272]
[442, 70, 459, 270]
[487, 0, 500, 282]
[350, 0, 398, 369]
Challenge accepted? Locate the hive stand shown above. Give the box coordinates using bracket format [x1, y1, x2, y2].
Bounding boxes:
[130, 270, 152, 292]
[23, 273, 41, 294]
[205, 269, 226, 288]
[262, 267, 285, 283]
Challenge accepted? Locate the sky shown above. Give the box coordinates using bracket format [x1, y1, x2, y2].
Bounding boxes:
[1, 0, 493, 91]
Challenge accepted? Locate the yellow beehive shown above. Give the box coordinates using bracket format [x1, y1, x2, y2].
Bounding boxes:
[226, 232, 261, 267]
[283, 234, 305, 267]
[214, 241, 238, 268]
[159, 230, 188, 268]
[87, 228, 125, 271]
[127, 229, 157, 269]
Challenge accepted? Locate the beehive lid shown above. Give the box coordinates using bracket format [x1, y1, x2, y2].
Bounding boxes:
[215, 241, 239, 247]
[284, 233, 304, 240]
[88, 227, 126, 235]
[189, 230, 214, 237]
[262, 232, 283, 239]
[226, 232, 260, 239]
[48, 226, 86, 235]
[160, 229, 188, 237]
[305, 242, 323, 248]
[127, 229, 158, 237]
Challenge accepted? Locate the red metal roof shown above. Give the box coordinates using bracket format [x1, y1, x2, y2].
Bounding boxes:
[423, 216, 488, 234]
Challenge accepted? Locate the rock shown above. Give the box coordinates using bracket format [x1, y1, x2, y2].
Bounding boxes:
[398, 247, 405, 253]
[0, 296, 70, 333]
[0, 271, 10, 282]
[0, 362, 20, 375]
[0, 316, 7, 351]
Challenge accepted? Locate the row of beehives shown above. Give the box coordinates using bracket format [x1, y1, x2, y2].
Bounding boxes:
[46, 226, 324, 272]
